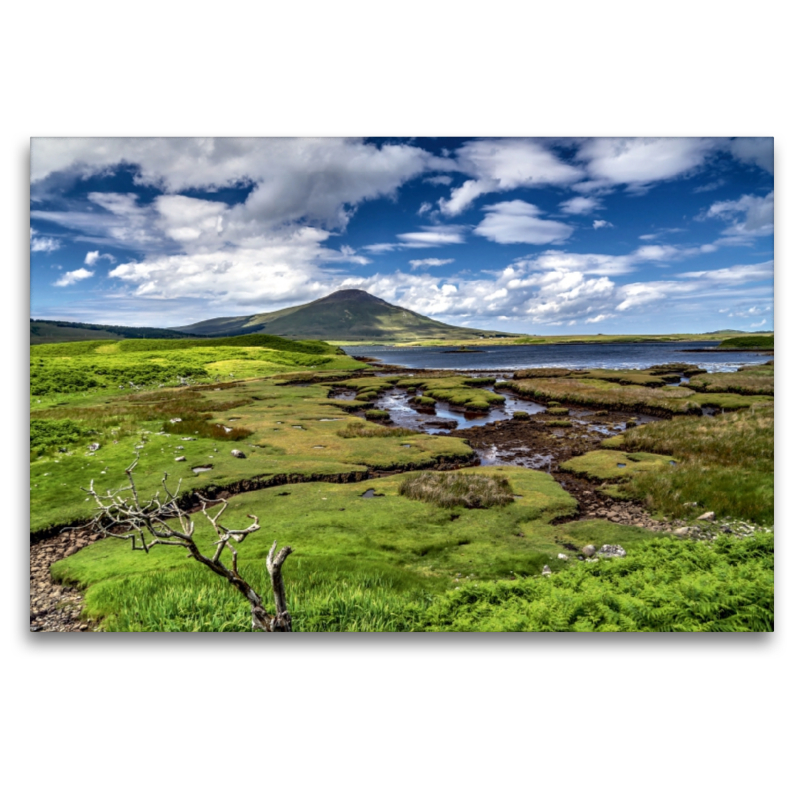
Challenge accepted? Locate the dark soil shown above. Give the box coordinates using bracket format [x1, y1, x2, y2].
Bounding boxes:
[449, 408, 674, 532]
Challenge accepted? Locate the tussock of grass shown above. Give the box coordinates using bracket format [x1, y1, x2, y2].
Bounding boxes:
[337, 421, 418, 438]
[688, 364, 773, 396]
[364, 409, 391, 421]
[399, 471, 514, 509]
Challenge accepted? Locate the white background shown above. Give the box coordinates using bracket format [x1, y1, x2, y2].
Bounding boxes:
[4, 2, 795, 798]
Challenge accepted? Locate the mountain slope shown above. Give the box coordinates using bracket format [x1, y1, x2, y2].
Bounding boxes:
[173, 290, 514, 342]
[31, 319, 205, 345]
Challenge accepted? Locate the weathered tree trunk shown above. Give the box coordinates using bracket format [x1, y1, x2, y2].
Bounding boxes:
[267, 541, 293, 632]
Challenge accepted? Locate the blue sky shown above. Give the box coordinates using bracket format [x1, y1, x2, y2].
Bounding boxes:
[30, 137, 773, 334]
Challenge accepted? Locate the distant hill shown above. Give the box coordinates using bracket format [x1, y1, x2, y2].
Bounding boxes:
[173, 289, 515, 342]
[30, 319, 205, 345]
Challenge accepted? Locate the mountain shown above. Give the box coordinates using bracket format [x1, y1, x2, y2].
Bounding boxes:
[172, 290, 515, 342]
[31, 319, 205, 345]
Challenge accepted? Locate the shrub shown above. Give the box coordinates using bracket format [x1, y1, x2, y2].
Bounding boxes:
[365, 409, 391, 421]
[399, 471, 514, 509]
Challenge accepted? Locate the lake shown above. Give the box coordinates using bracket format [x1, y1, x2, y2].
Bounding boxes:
[343, 341, 772, 373]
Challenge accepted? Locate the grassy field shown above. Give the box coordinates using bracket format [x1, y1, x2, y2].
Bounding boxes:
[32, 335, 774, 631]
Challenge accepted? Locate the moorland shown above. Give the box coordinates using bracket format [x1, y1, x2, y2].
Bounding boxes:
[29, 331, 774, 632]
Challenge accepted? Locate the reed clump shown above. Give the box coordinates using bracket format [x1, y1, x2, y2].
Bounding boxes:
[399, 471, 514, 509]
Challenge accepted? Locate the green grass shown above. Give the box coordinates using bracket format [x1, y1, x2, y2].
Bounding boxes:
[717, 335, 773, 350]
[30, 378, 474, 535]
[51, 467, 666, 630]
[605, 405, 774, 524]
[416, 531, 774, 631]
[688, 363, 773, 396]
[560, 450, 679, 481]
[510, 375, 772, 416]
[399, 471, 515, 509]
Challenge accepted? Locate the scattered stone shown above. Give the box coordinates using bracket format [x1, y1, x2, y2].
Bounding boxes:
[64, 546, 79, 557]
[541, 565, 552, 576]
[231, 449, 246, 459]
[598, 544, 627, 558]
[673, 527, 690, 536]
[175, 456, 186, 462]
[557, 553, 569, 560]
[170, 418, 182, 423]
[582, 544, 596, 557]
[88, 442, 100, 452]
[697, 511, 715, 522]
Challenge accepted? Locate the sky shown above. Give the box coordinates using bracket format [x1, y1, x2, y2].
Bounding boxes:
[30, 137, 774, 335]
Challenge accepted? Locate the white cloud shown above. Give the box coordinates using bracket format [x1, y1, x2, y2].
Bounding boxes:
[54, 268, 94, 287]
[84, 250, 116, 266]
[750, 319, 768, 328]
[729, 138, 773, 174]
[679, 260, 774, 283]
[438, 139, 583, 216]
[31, 235, 61, 253]
[417, 201, 432, 215]
[474, 200, 573, 245]
[593, 220, 613, 229]
[31, 138, 442, 233]
[424, 175, 453, 186]
[409, 258, 455, 270]
[639, 233, 658, 241]
[576, 137, 718, 189]
[366, 225, 467, 252]
[705, 191, 773, 239]
[587, 314, 614, 324]
[560, 196, 600, 215]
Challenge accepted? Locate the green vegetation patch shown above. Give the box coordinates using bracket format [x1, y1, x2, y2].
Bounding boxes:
[609, 405, 773, 524]
[688, 363, 773, 396]
[509, 375, 771, 416]
[417, 531, 774, 631]
[717, 335, 773, 350]
[51, 467, 598, 631]
[560, 450, 678, 481]
[399, 471, 514, 509]
[31, 419, 93, 457]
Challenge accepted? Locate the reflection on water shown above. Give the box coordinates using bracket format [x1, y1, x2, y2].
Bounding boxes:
[374, 388, 547, 431]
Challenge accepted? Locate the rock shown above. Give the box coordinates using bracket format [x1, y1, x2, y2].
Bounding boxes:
[170, 418, 182, 423]
[697, 511, 715, 522]
[673, 527, 690, 536]
[175, 456, 186, 462]
[598, 544, 627, 558]
[64, 546, 79, 557]
[541, 565, 552, 576]
[88, 442, 100, 452]
[231, 449, 246, 459]
[582, 544, 596, 557]
[557, 553, 569, 560]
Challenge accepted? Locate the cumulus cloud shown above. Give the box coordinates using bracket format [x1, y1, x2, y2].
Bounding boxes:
[409, 258, 454, 270]
[54, 268, 94, 287]
[559, 196, 600, 215]
[576, 138, 718, 190]
[593, 220, 613, 229]
[31, 138, 445, 233]
[84, 250, 116, 266]
[31, 235, 61, 253]
[704, 191, 773, 240]
[474, 200, 573, 245]
[438, 139, 583, 216]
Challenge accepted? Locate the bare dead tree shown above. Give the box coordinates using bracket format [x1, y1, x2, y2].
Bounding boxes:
[73, 456, 293, 631]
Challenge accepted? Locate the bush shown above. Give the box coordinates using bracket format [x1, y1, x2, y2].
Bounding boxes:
[399, 471, 514, 509]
